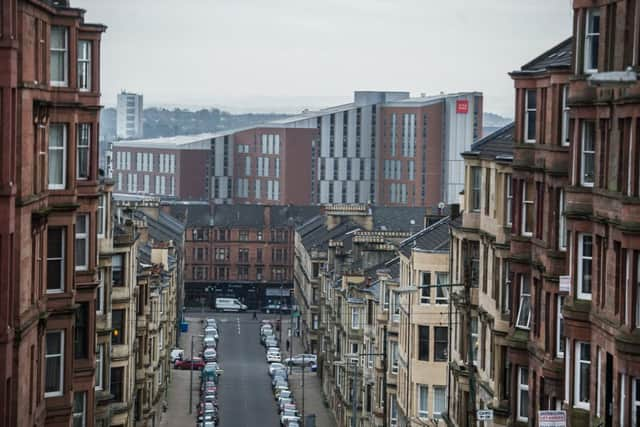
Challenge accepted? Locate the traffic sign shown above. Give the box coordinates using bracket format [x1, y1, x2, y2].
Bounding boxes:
[477, 409, 494, 420]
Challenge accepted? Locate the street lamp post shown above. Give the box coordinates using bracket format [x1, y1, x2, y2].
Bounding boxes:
[348, 351, 385, 427]
[188, 333, 204, 414]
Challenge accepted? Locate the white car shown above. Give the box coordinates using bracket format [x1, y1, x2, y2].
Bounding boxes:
[269, 363, 286, 376]
[267, 351, 281, 363]
[281, 409, 300, 426]
[284, 353, 317, 366]
[170, 348, 184, 363]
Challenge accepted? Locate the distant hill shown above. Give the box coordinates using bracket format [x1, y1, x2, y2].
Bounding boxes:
[99, 107, 291, 142]
[482, 112, 512, 138]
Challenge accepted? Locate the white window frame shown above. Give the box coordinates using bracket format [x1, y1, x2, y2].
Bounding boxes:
[77, 123, 91, 180]
[620, 373, 627, 427]
[471, 317, 478, 364]
[524, 89, 537, 143]
[596, 348, 602, 417]
[47, 227, 65, 294]
[471, 166, 481, 212]
[435, 272, 449, 304]
[433, 386, 446, 419]
[75, 214, 89, 271]
[50, 26, 68, 87]
[95, 344, 104, 391]
[516, 276, 531, 329]
[573, 341, 591, 410]
[505, 173, 513, 226]
[517, 366, 529, 422]
[72, 391, 86, 427]
[581, 121, 596, 187]
[45, 330, 65, 397]
[48, 124, 67, 190]
[390, 395, 398, 426]
[521, 181, 533, 237]
[584, 8, 600, 74]
[556, 295, 565, 358]
[420, 271, 431, 304]
[561, 85, 570, 146]
[97, 194, 105, 238]
[391, 341, 398, 374]
[351, 307, 360, 330]
[577, 233, 593, 300]
[559, 190, 567, 251]
[96, 270, 104, 315]
[418, 384, 428, 418]
[77, 40, 91, 91]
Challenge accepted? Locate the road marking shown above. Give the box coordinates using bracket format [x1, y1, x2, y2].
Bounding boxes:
[237, 317, 241, 335]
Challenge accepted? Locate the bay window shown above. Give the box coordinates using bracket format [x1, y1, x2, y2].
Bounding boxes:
[517, 367, 529, 422]
[632, 377, 640, 426]
[574, 341, 591, 409]
[434, 326, 448, 362]
[75, 214, 89, 271]
[559, 190, 567, 250]
[97, 194, 105, 237]
[48, 124, 67, 189]
[77, 40, 92, 91]
[584, 8, 600, 73]
[77, 123, 91, 179]
[505, 173, 513, 226]
[420, 271, 430, 304]
[435, 272, 449, 304]
[561, 85, 570, 146]
[516, 276, 531, 329]
[72, 391, 86, 427]
[471, 317, 478, 364]
[524, 89, 537, 143]
[418, 385, 428, 418]
[433, 386, 445, 419]
[577, 233, 593, 300]
[471, 166, 481, 212]
[351, 307, 360, 330]
[581, 121, 596, 187]
[50, 26, 68, 86]
[47, 227, 65, 293]
[521, 181, 534, 236]
[556, 295, 565, 358]
[45, 330, 64, 397]
[95, 344, 104, 391]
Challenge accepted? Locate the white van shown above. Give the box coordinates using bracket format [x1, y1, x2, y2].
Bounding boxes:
[215, 298, 248, 312]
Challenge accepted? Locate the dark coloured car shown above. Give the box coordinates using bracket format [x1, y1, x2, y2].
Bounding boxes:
[174, 357, 205, 370]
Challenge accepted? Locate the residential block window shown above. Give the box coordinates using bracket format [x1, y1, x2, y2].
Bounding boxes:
[557, 296, 565, 358]
[502, 260, 512, 314]
[112, 255, 123, 286]
[581, 121, 596, 187]
[561, 85, 570, 146]
[74, 303, 89, 359]
[75, 214, 89, 271]
[577, 233, 593, 300]
[435, 272, 449, 304]
[351, 307, 360, 330]
[77, 124, 91, 179]
[72, 391, 86, 427]
[517, 367, 529, 422]
[434, 327, 448, 361]
[112, 309, 125, 345]
[484, 168, 491, 215]
[96, 270, 104, 314]
[524, 89, 537, 142]
[632, 378, 640, 426]
[584, 8, 600, 73]
[471, 317, 479, 364]
[45, 330, 65, 397]
[559, 190, 567, 250]
[77, 40, 92, 91]
[48, 124, 67, 189]
[418, 385, 428, 418]
[521, 181, 534, 236]
[574, 341, 591, 409]
[95, 344, 104, 391]
[390, 342, 398, 373]
[516, 276, 532, 329]
[47, 227, 66, 293]
[97, 195, 106, 237]
[239, 230, 249, 241]
[433, 386, 446, 419]
[471, 166, 481, 212]
[110, 367, 124, 402]
[418, 325, 429, 361]
[50, 26, 68, 86]
[420, 271, 430, 304]
[505, 174, 513, 226]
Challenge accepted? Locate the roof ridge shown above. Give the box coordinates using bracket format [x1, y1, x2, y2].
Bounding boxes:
[519, 37, 573, 71]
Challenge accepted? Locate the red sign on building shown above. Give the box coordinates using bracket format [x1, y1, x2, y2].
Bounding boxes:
[456, 99, 469, 114]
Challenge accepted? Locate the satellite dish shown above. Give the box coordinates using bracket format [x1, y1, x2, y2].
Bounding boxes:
[438, 202, 445, 210]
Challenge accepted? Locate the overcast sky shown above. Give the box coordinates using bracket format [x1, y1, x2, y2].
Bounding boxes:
[74, 0, 573, 117]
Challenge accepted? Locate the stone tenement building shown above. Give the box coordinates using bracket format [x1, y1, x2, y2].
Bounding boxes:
[0, 1, 105, 426]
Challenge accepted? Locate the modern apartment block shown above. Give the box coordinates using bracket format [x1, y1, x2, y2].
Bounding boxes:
[448, 123, 514, 427]
[111, 91, 481, 208]
[117, 91, 144, 140]
[0, 1, 105, 426]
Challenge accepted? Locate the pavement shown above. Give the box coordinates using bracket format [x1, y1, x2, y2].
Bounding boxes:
[160, 311, 336, 427]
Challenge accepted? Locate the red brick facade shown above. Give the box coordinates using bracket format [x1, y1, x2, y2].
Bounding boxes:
[0, 1, 105, 426]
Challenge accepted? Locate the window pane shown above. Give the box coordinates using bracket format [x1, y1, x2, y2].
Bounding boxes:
[51, 27, 66, 49]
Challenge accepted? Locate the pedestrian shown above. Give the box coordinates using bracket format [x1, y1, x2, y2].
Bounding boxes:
[252, 310, 257, 320]
[286, 339, 290, 352]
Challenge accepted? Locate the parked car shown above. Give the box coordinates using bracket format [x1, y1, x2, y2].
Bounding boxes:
[279, 398, 294, 413]
[206, 361, 222, 375]
[262, 303, 291, 314]
[203, 336, 216, 349]
[204, 326, 219, 340]
[170, 348, 184, 363]
[274, 384, 289, 400]
[174, 358, 204, 370]
[267, 351, 281, 363]
[203, 348, 217, 362]
[269, 363, 286, 376]
[284, 354, 317, 367]
[201, 364, 219, 383]
[281, 409, 300, 426]
[264, 338, 278, 348]
[205, 318, 217, 327]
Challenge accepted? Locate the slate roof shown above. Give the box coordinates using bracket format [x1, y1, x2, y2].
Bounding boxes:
[370, 207, 426, 232]
[133, 210, 185, 246]
[299, 219, 361, 252]
[464, 122, 514, 160]
[514, 37, 573, 74]
[169, 204, 321, 228]
[399, 216, 451, 257]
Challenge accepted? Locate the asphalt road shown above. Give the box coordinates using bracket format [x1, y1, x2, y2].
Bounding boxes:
[214, 312, 281, 427]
